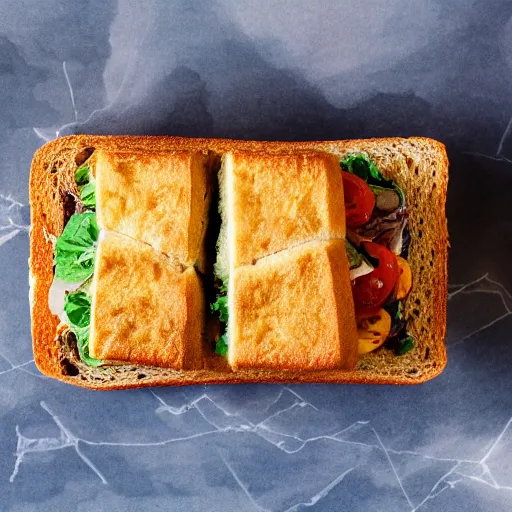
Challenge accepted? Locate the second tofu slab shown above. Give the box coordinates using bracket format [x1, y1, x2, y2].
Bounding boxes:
[89, 231, 204, 369]
[220, 151, 346, 268]
[93, 149, 212, 269]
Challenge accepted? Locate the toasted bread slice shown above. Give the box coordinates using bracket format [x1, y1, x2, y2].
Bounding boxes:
[29, 135, 448, 388]
[221, 151, 345, 268]
[89, 231, 204, 369]
[228, 239, 357, 371]
[94, 150, 211, 270]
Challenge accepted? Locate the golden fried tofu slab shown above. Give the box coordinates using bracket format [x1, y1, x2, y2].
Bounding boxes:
[228, 239, 358, 371]
[94, 150, 211, 269]
[219, 151, 346, 268]
[89, 231, 204, 369]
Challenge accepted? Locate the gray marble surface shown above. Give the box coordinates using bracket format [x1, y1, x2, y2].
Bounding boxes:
[1, 1, 512, 510]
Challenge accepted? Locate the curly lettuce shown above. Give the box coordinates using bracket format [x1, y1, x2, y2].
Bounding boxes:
[54, 213, 99, 282]
[341, 153, 405, 206]
[210, 277, 228, 355]
[75, 164, 96, 210]
[64, 290, 103, 367]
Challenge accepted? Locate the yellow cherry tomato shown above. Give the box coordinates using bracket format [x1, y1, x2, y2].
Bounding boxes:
[396, 256, 412, 300]
[357, 308, 392, 355]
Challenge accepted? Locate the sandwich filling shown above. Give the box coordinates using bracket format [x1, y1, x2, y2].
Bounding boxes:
[211, 154, 231, 355]
[341, 153, 414, 355]
[52, 161, 103, 366]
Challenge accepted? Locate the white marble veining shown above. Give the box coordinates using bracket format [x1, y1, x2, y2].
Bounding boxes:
[0, 194, 28, 247]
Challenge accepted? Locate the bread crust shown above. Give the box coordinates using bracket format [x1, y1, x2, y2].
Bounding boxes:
[29, 135, 448, 388]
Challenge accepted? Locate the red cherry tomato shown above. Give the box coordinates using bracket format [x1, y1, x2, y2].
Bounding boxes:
[352, 242, 399, 313]
[342, 171, 375, 228]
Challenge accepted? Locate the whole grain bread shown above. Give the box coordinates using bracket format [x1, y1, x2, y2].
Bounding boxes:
[29, 135, 448, 389]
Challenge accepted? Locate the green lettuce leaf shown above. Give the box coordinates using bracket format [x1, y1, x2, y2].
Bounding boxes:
[75, 164, 96, 210]
[73, 326, 103, 367]
[54, 213, 99, 282]
[75, 164, 91, 186]
[64, 290, 103, 367]
[396, 335, 415, 355]
[80, 182, 96, 209]
[210, 294, 228, 323]
[215, 334, 228, 356]
[64, 291, 91, 327]
[345, 240, 362, 270]
[341, 153, 405, 206]
[341, 153, 392, 186]
[211, 275, 228, 355]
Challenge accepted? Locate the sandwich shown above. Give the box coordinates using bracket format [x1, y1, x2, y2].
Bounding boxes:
[29, 135, 448, 389]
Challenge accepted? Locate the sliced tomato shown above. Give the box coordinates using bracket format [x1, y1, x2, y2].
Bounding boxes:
[352, 242, 399, 313]
[342, 171, 375, 228]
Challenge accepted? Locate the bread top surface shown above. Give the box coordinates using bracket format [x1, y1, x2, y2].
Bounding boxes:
[228, 239, 358, 371]
[89, 230, 204, 369]
[94, 149, 210, 269]
[224, 151, 346, 268]
[29, 135, 448, 388]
